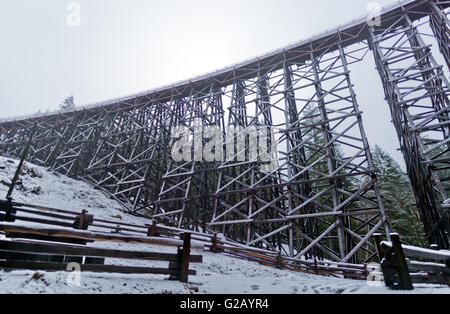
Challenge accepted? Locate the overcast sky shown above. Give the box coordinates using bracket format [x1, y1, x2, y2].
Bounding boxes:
[1, 0, 447, 168]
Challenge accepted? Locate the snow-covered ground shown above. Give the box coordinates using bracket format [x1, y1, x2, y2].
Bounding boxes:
[0, 156, 449, 294]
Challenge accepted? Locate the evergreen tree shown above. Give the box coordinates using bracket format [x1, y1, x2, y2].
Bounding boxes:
[59, 95, 76, 111]
[371, 145, 427, 247]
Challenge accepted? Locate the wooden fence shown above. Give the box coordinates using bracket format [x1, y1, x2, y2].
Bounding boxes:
[0, 199, 202, 282]
[0, 198, 370, 280]
[374, 233, 450, 290]
[0, 224, 202, 282]
[194, 232, 368, 279]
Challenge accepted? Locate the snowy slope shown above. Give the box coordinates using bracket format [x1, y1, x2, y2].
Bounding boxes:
[0, 157, 148, 225]
[0, 156, 449, 294]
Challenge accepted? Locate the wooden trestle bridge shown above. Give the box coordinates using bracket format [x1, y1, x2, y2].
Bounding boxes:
[0, 0, 449, 264]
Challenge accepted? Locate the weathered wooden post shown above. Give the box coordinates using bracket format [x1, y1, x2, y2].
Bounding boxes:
[374, 233, 413, 290]
[170, 232, 191, 283]
[210, 234, 218, 253]
[314, 258, 319, 275]
[276, 252, 284, 270]
[73, 210, 93, 230]
[210, 233, 223, 253]
[69, 210, 99, 264]
[0, 198, 16, 223]
[147, 220, 160, 237]
[391, 234, 413, 290]
[179, 233, 191, 283]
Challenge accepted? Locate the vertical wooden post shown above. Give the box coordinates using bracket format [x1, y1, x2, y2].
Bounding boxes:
[211, 234, 218, 253]
[179, 233, 191, 283]
[73, 210, 93, 230]
[0, 198, 16, 223]
[169, 233, 192, 282]
[391, 234, 413, 290]
[147, 221, 159, 237]
[276, 252, 284, 270]
[210, 233, 223, 253]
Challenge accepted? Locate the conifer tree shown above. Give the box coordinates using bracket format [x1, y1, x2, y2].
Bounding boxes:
[59, 95, 76, 111]
[371, 145, 427, 247]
